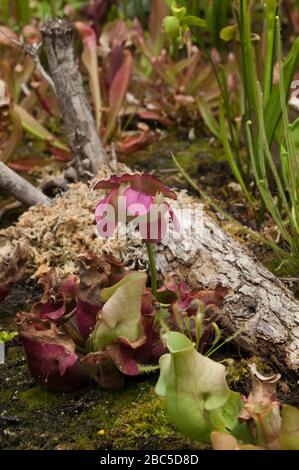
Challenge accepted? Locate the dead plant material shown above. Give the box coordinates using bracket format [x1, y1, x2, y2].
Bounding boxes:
[0, 167, 149, 278]
[0, 240, 29, 301]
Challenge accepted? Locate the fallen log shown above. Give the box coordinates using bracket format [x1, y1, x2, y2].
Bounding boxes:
[158, 199, 299, 382]
[2, 18, 299, 384]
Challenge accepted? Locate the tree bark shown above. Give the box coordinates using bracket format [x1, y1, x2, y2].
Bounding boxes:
[0, 161, 50, 207]
[41, 19, 107, 180]
[156, 197, 299, 381]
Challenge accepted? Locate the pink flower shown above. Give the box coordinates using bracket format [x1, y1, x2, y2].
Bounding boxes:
[94, 174, 180, 242]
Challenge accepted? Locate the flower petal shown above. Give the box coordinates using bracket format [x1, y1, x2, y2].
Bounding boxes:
[124, 188, 153, 216]
[94, 173, 177, 200]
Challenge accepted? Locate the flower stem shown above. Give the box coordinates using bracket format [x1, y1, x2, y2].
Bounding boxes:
[145, 241, 158, 297]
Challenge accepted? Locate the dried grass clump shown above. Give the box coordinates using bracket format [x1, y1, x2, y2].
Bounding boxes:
[0, 168, 146, 278]
[0, 165, 194, 279]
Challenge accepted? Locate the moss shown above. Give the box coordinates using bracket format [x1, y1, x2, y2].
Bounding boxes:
[127, 137, 223, 177]
[263, 254, 299, 279]
[0, 390, 12, 402]
[0, 331, 18, 343]
[18, 388, 65, 411]
[98, 382, 208, 450]
[72, 436, 95, 450]
[227, 357, 274, 392]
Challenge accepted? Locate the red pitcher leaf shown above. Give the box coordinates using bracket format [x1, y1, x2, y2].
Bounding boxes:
[148, 0, 169, 54]
[109, 42, 124, 84]
[116, 131, 157, 154]
[103, 50, 132, 142]
[100, 19, 129, 51]
[75, 300, 100, 340]
[100, 19, 129, 82]
[138, 110, 173, 126]
[106, 309, 163, 376]
[19, 320, 88, 392]
[82, 0, 117, 39]
[0, 26, 19, 48]
[75, 22, 102, 129]
[49, 145, 71, 162]
[37, 302, 66, 322]
[194, 286, 230, 308]
[141, 290, 156, 316]
[9, 156, 49, 172]
[107, 334, 148, 376]
[82, 351, 124, 390]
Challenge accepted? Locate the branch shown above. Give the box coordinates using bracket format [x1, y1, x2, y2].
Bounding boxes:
[0, 162, 50, 207]
[41, 18, 107, 180]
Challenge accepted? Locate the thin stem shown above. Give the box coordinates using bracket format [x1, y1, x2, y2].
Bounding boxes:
[264, 1, 278, 105]
[146, 241, 158, 296]
[194, 32, 241, 171]
[17, 0, 31, 25]
[50, 0, 57, 17]
[240, 0, 259, 118]
[1, 0, 9, 25]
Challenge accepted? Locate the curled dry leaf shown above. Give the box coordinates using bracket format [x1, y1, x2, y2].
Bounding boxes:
[0, 79, 23, 162]
[77, 252, 125, 305]
[239, 364, 281, 449]
[0, 26, 19, 49]
[0, 241, 29, 302]
[211, 432, 264, 450]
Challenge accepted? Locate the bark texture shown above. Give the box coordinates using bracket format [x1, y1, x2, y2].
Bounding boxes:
[156, 200, 299, 380]
[0, 161, 50, 207]
[41, 18, 107, 179]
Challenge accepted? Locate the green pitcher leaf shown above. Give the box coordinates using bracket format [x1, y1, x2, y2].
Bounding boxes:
[88, 272, 147, 351]
[155, 331, 236, 442]
[14, 104, 67, 151]
[265, 36, 299, 144]
[280, 405, 299, 450]
[100, 272, 147, 302]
